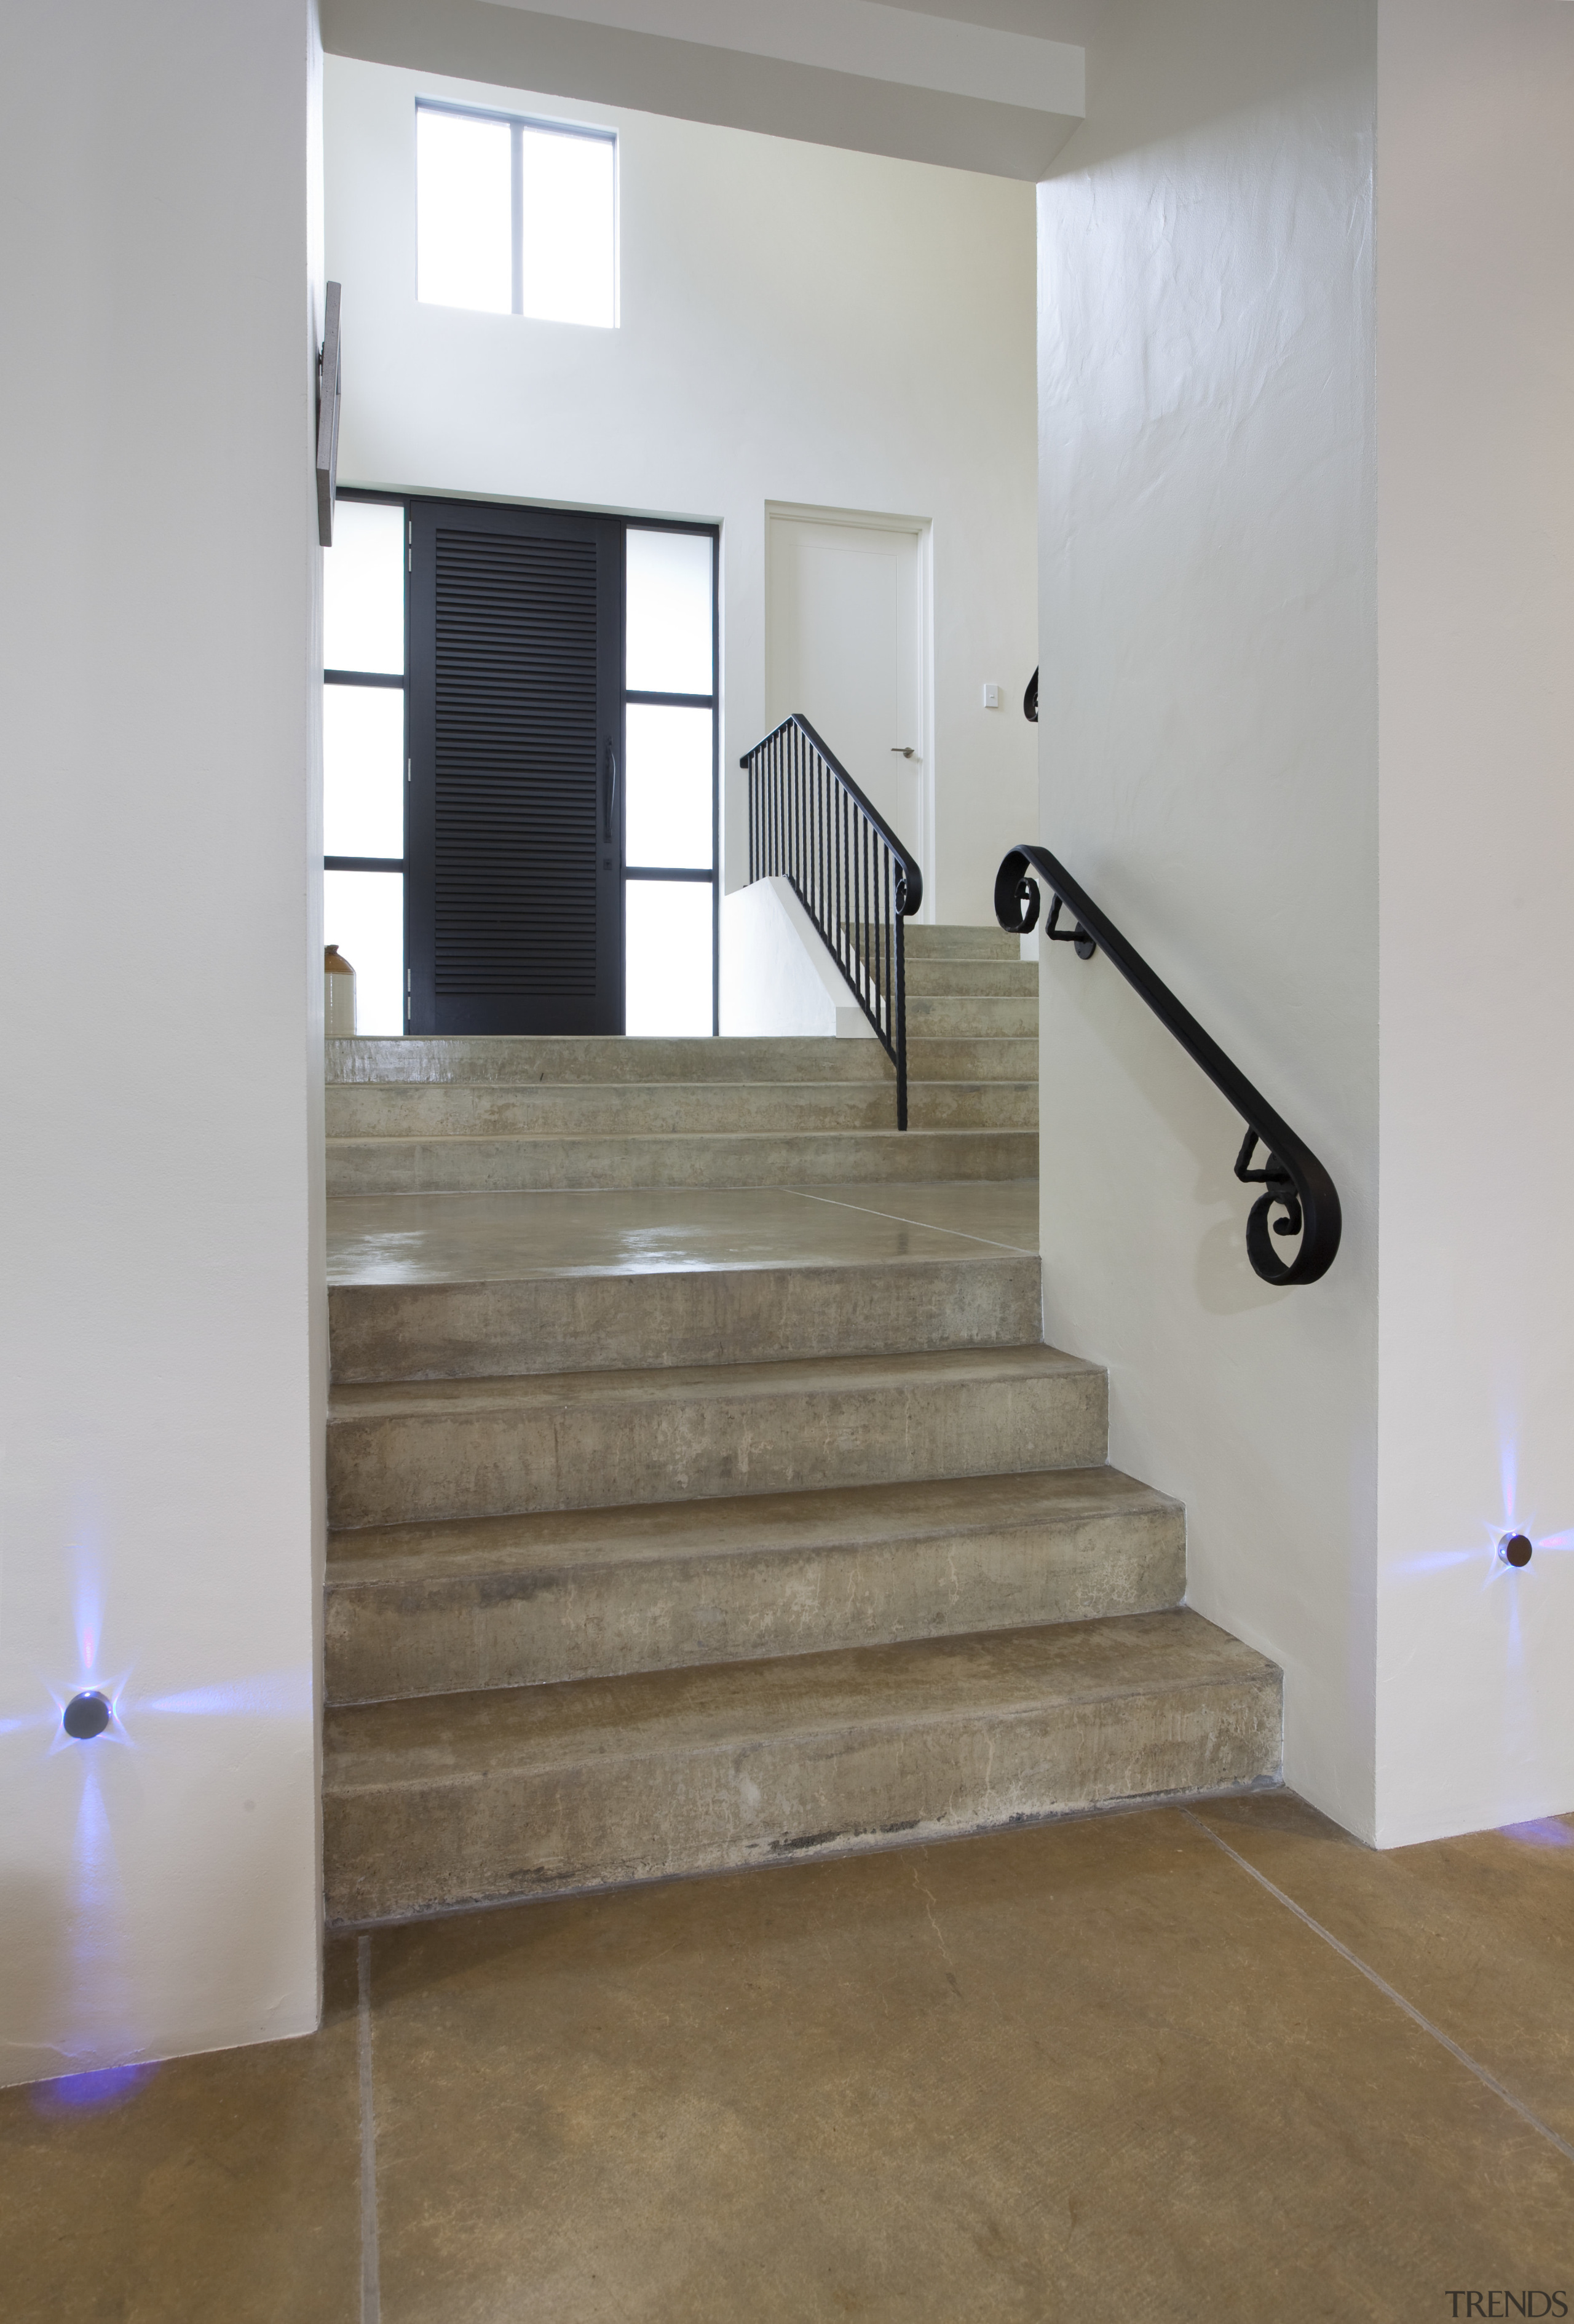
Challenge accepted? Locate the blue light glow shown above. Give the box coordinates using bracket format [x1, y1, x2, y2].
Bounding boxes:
[1501, 1817, 1574, 1849]
[30, 2061, 157, 2118]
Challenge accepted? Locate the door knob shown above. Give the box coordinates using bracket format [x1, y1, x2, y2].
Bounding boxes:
[890, 746, 916, 759]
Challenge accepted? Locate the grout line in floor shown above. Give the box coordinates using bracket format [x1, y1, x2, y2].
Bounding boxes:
[357, 1935, 382, 2324]
[1181, 1807, 1574, 2169]
[783, 1185, 1039, 1258]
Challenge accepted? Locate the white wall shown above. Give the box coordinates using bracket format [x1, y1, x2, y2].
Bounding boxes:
[1038, 0, 1574, 1848]
[1036, 0, 1382, 1835]
[0, 0, 325, 2081]
[323, 54, 1038, 923]
[719, 877, 879, 1040]
[1374, 0, 1574, 1844]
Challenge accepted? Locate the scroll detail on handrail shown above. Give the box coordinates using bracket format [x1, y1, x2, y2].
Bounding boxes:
[742, 715, 923, 1129]
[996, 843, 1341, 1286]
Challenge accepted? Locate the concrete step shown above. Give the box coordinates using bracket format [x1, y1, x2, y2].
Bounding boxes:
[330, 1032, 1038, 1089]
[903, 958, 1038, 998]
[329, 1035, 888, 1087]
[330, 1249, 1043, 1382]
[325, 1079, 1035, 1141]
[325, 1126, 1038, 1196]
[321, 1608, 1281, 1923]
[906, 995, 1037, 1039]
[908, 1036, 1038, 1083]
[325, 1466, 1185, 1703]
[326, 1343, 1106, 1529]
[902, 923, 1023, 960]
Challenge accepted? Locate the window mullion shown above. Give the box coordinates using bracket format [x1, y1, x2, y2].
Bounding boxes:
[510, 122, 524, 317]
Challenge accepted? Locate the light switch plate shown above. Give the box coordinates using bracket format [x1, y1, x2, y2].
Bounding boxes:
[982, 682, 1000, 709]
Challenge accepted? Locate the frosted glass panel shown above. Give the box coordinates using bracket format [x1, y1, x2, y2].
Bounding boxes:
[521, 127, 615, 328]
[324, 501, 405, 675]
[625, 705, 711, 869]
[627, 530, 713, 695]
[325, 686, 405, 860]
[417, 108, 512, 314]
[625, 880, 713, 1037]
[324, 871, 404, 1037]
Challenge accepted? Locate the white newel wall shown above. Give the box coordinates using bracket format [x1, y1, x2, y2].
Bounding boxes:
[322, 55, 1039, 924]
[1374, 0, 1574, 1845]
[0, 0, 325, 2079]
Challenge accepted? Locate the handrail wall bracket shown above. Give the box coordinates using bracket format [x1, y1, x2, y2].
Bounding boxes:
[997, 843, 1341, 1289]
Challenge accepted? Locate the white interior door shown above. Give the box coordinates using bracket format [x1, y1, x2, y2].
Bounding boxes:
[766, 511, 928, 890]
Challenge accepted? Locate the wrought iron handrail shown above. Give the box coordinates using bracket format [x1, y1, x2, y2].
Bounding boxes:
[995, 843, 1341, 1286]
[742, 714, 923, 1128]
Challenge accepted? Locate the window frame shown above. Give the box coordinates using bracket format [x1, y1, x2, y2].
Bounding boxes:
[414, 96, 619, 328]
[623, 518, 721, 1037]
[323, 487, 410, 1027]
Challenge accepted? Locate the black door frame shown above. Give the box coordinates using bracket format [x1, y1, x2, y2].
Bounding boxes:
[324, 489, 721, 1037]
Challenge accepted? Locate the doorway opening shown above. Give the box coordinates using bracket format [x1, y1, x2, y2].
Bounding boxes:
[322, 492, 719, 1037]
[764, 503, 933, 917]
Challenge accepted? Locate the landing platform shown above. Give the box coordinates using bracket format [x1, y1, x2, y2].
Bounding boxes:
[327, 1180, 1039, 1288]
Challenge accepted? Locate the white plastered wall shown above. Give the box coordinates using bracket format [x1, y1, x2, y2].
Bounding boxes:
[0, 0, 326, 2079]
[1038, 0, 1574, 1847]
[1374, 0, 1574, 1845]
[1036, 0, 1381, 1836]
[323, 54, 1038, 923]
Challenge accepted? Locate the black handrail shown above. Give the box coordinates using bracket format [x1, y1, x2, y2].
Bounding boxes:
[742, 714, 923, 1129]
[995, 844, 1341, 1286]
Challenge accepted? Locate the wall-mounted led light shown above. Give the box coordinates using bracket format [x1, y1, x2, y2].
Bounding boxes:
[1499, 1533, 1533, 1570]
[62, 1690, 111, 1740]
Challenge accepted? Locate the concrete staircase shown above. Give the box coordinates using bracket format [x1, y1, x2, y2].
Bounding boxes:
[325, 923, 1038, 1194]
[321, 923, 1282, 1927]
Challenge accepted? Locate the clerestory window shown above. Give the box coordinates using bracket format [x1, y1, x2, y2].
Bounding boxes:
[415, 100, 617, 328]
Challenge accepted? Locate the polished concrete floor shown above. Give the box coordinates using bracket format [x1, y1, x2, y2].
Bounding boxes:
[6, 1792, 1571, 2322]
[328, 1180, 1041, 1286]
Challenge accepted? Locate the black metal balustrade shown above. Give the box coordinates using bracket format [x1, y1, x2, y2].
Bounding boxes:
[995, 842, 1342, 1286]
[742, 715, 923, 1129]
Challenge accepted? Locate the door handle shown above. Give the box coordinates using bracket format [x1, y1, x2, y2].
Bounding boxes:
[890, 746, 917, 759]
[603, 741, 618, 842]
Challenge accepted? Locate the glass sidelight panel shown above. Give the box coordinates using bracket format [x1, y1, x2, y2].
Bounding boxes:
[325, 500, 406, 675]
[324, 684, 405, 861]
[625, 703, 712, 871]
[324, 869, 405, 1037]
[624, 879, 713, 1038]
[626, 529, 713, 695]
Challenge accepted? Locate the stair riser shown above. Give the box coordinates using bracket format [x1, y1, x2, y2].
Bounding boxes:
[323, 1671, 1280, 1923]
[330, 1036, 884, 1086]
[327, 1369, 1107, 1528]
[903, 961, 1038, 997]
[326, 1128, 1038, 1197]
[906, 998, 1037, 1038]
[330, 1255, 1042, 1383]
[326, 1083, 1034, 1139]
[901, 927, 1023, 960]
[325, 1505, 1186, 1702]
[908, 1038, 1038, 1083]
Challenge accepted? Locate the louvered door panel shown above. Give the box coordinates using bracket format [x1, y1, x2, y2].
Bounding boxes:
[408, 500, 625, 1035]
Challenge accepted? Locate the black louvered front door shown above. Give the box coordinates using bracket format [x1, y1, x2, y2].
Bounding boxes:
[407, 499, 625, 1034]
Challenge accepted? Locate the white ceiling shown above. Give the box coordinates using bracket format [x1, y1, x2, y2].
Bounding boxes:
[320, 0, 1091, 178]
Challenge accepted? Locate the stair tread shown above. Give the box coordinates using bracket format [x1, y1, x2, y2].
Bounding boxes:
[326, 1464, 1180, 1584]
[326, 1125, 1035, 1145]
[328, 1340, 1094, 1423]
[323, 1608, 1274, 1789]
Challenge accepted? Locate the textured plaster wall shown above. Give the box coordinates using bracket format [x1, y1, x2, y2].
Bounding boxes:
[0, 0, 326, 2079]
[324, 54, 1038, 923]
[1035, 0, 1380, 1834]
[1374, 0, 1574, 1844]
